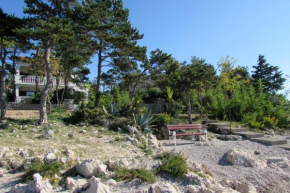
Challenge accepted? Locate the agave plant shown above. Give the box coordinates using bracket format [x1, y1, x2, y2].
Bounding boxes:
[102, 103, 119, 116]
[134, 109, 155, 131]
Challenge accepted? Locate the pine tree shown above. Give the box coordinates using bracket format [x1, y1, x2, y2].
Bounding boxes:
[252, 54, 286, 93]
[19, 0, 78, 124]
[80, 0, 146, 107]
[0, 9, 24, 120]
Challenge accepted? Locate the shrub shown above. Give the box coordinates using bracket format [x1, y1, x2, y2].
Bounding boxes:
[51, 88, 86, 104]
[156, 113, 171, 127]
[23, 161, 64, 184]
[115, 132, 122, 141]
[134, 109, 155, 131]
[263, 116, 278, 128]
[165, 99, 184, 118]
[156, 152, 188, 178]
[65, 108, 106, 125]
[108, 117, 134, 132]
[114, 167, 156, 183]
[30, 93, 42, 104]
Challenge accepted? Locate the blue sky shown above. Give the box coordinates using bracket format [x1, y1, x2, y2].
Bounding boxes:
[2, 0, 290, 93]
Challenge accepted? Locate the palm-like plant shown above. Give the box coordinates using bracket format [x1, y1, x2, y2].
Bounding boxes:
[134, 109, 155, 131]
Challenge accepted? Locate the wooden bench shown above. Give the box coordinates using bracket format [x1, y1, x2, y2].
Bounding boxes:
[167, 124, 207, 146]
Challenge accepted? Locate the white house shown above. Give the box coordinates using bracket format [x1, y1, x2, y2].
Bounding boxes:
[15, 59, 88, 102]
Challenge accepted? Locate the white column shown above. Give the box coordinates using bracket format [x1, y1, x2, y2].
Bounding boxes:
[16, 65, 20, 75]
[16, 85, 20, 97]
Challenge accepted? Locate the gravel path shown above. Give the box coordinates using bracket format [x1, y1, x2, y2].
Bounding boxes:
[162, 138, 290, 193]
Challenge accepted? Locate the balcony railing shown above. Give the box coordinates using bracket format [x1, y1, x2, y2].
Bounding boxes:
[21, 76, 44, 84]
[15, 75, 87, 92]
[16, 75, 65, 85]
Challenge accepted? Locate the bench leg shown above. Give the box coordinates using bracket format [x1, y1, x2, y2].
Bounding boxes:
[168, 130, 171, 144]
[173, 131, 176, 147]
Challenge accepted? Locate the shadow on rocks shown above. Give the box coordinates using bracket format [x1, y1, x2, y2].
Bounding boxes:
[218, 153, 232, 166]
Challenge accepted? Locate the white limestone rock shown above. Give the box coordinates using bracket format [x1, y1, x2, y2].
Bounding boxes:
[150, 182, 181, 193]
[132, 138, 140, 146]
[0, 147, 9, 158]
[9, 159, 22, 170]
[76, 159, 108, 178]
[105, 179, 117, 186]
[226, 149, 266, 168]
[42, 129, 54, 139]
[44, 153, 57, 164]
[27, 173, 54, 193]
[65, 148, 75, 159]
[221, 179, 257, 193]
[66, 175, 87, 191]
[107, 158, 130, 170]
[124, 125, 139, 134]
[80, 176, 111, 193]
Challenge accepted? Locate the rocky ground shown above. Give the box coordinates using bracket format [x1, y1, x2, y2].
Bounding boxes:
[0, 115, 290, 193]
[162, 137, 290, 193]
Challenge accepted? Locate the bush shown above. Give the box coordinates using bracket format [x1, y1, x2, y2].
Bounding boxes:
[23, 161, 64, 184]
[108, 117, 134, 132]
[156, 152, 188, 178]
[139, 88, 165, 103]
[65, 107, 106, 125]
[156, 113, 171, 127]
[165, 99, 184, 118]
[114, 167, 156, 183]
[30, 93, 42, 104]
[115, 132, 122, 141]
[51, 88, 86, 104]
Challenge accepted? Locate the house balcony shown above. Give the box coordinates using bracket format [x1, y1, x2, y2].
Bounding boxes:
[15, 75, 87, 92]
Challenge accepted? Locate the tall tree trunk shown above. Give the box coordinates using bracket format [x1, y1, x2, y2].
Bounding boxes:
[34, 48, 40, 94]
[187, 89, 192, 124]
[55, 73, 60, 106]
[130, 69, 147, 100]
[12, 46, 17, 102]
[198, 90, 203, 119]
[95, 48, 102, 107]
[0, 38, 7, 120]
[35, 75, 39, 93]
[38, 41, 52, 125]
[223, 91, 227, 120]
[60, 78, 67, 104]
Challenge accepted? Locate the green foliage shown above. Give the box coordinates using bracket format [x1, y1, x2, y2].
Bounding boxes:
[195, 172, 206, 178]
[115, 132, 122, 141]
[136, 134, 147, 150]
[165, 99, 184, 118]
[145, 149, 153, 156]
[134, 109, 155, 131]
[114, 167, 156, 183]
[23, 161, 64, 184]
[156, 113, 171, 126]
[108, 117, 134, 132]
[51, 88, 86, 104]
[139, 88, 165, 103]
[99, 93, 113, 110]
[156, 152, 188, 178]
[252, 54, 286, 93]
[30, 93, 42, 104]
[111, 87, 132, 116]
[65, 108, 106, 125]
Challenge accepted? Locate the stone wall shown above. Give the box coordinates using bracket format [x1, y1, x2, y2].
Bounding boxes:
[6, 102, 40, 110]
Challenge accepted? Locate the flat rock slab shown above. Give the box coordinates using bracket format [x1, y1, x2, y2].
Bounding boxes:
[267, 157, 285, 163]
[208, 123, 231, 127]
[278, 144, 290, 150]
[233, 131, 264, 139]
[222, 127, 247, 133]
[251, 137, 287, 146]
[207, 123, 231, 133]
